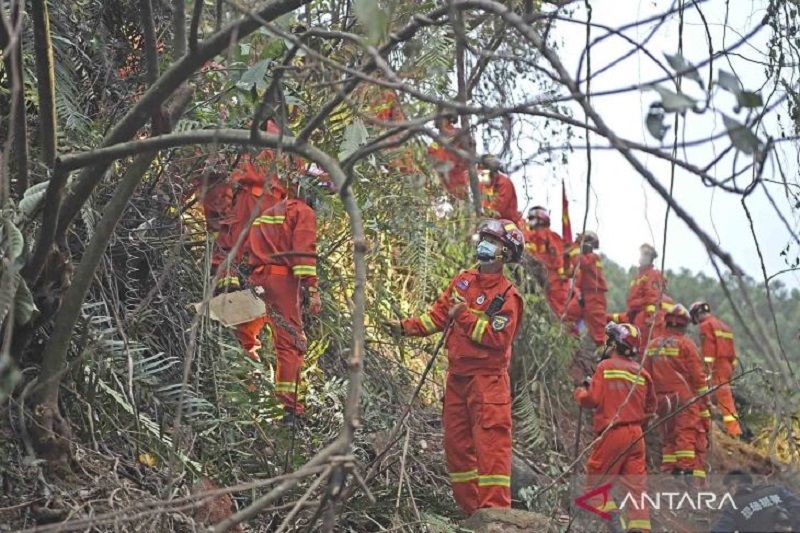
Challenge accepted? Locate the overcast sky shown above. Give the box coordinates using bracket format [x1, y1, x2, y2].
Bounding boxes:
[505, 0, 799, 287]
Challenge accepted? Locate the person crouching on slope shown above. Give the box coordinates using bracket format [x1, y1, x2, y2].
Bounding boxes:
[575, 322, 657, 533]
[386, 219, 524, 515]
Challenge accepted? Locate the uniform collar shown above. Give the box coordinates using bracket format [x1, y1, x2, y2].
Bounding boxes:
[638, 264, 654, 274]
[473, 269, 504, 287]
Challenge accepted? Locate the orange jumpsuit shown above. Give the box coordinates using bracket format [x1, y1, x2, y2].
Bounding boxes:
[565, 252, 608, 346]
[480, 173, 518, 221]
[644, 333, 708, 474]
[401, 269, 523, 515]
[364, 88, 416, 174]
[698, 314, 742, 436]
[239, 198, 318, 415]
[575, 354, 656, 532]
[428, 122, 470, 199]
[523, 227, 568, 314]
[626, 265, 668, 347]
[211, 157, 288, 363]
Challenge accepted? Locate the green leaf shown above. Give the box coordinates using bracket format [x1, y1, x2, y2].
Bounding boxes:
[717, 70, 742, 93]
[723, 114, 762, 155]
[339, 119, 369, 160]
[354, 0, 389, 45]
[237, 59, 271, 91]
[664, 53, 704, 88]
[651, 85, 697, 113]
[645, 104, 669, 141]
[2, 221, 24, 260]
[737, 90, 763, 108]
[13, 278, 36, 325]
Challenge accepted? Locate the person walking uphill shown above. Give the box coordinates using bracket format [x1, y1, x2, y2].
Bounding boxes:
[625, 244, 668, 347]
[644, 304, 708, 481]
[575, 322, 656, 533]
[565, 231, 608, 346]
[242, 177, 323, 425]
[690, 301, 743, 438]
[478, 155, 518, 221]
[386, 219, 524, 515]
[523, 206, 569, 315]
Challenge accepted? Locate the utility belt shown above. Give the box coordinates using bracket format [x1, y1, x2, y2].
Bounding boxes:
[252, 264, 291, 276]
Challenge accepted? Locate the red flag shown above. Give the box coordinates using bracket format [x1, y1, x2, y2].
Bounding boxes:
[561, 179, 572, 244]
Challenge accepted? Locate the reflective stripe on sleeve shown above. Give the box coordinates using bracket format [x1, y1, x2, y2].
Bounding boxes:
[674, 450, 696, 459]
[252, 215, 286, 226]
[628, 520, 652, 530]
[644, 304, 657, 313]
[723, 414, 738, 422]
[419, 313, 438, 333]
[217, 276, 240, 288]
[275, 381, 298, 393]
[471, 316, 489, 343]
[693, 469, 707, 479]
[714, 330, 734, 339]
[704, 356, 716, 363]
[700, 409, 711, 418]
[697, 386, 710, 394]
[661, 454, 676, 464]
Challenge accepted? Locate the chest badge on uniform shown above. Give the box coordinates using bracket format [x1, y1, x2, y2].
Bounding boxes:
[491, 315, 509, 331]
[457, 279, 469, 290]
[476, 294, 486, 305]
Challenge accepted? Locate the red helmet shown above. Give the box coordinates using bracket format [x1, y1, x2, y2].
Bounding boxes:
[478, 219, 525, 262]
[527, 206, 550, 226]
[689, 301, 711, 324]
[665, 303, 691, 327]
[605, 322, 640, 356]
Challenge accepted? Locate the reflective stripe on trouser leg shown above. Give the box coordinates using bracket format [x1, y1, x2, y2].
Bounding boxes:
[712, 359, 742, 437]
[583, 292, 608, 346]
[263, 276, 306, 415]
[586, 425, 649, 530]
[443, 374, 479, 515]
[473, 374, 512, 509]
[672, 401, 700, 470]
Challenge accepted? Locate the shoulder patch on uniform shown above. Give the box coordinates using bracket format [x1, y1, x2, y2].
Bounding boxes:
[457, 278, 469, 290]
[491, 315, 509, 331]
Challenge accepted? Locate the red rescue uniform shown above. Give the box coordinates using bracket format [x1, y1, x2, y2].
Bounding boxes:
[212, 149, 298, 362]
[480, 173, 518, 221]
[401, 269, 522, 514]
[523, 227, 568, 315]
[626, 265, 668, 346]
[698, 314, 742, 437]
[428, 122, 470, 199]
[575, 354, 656, 532]
[238, 198, 318, 415]
[565, 252, 608, 345]
[644, 333, 708, 474]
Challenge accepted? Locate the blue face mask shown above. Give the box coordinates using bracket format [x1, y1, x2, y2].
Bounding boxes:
[476, 240, 500, 263]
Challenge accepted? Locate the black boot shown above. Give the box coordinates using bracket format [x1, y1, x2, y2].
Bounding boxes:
[282, 409, 302, 427]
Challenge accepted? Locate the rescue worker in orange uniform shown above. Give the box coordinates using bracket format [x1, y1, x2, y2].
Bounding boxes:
[428, 115, 470, 199]
[523, 206, 568, 315]
[690, 301, 743, 438]
[625, 244, 668, 348]
[194, 156, 233, 233]
[386, 219, 524, 515]
[213, 121, 301, 364]
[575, 322, 656, 533]
[564, 231, 608, 346]
[362, 86, 416, 174]
[644, 304, 708, 482]
[478, 156, 518, 221]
